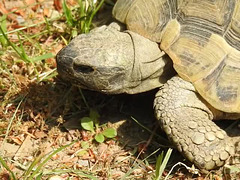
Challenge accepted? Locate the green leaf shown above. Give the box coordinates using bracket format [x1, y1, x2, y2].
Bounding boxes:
[77, 149, 88, 156]
[89, 109, 100, 128]
[89, 109, 100, 121]
[71, 29, 78, 38]
[224, 165, 240, 173]
[81, 117, 94, 132]
[81, 141, 89, 149]
[95, 133, 104, 143]
[102, 128, 117, 138]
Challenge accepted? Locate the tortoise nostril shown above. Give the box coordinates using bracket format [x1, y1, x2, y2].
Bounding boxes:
[73, 63, 94, 74]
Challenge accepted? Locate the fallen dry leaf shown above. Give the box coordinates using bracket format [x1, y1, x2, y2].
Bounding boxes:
[52, 44, 64, 55]
[81, 130, 91, 141]
[137, 142, 147, 154]
[14, 135, 34, 160]
[0, 1, 17, 21]
[54, 0, 62, 11]
[49, 175, 65, 180]
[67, 0, 78, 6]
[34, 130, 47, 139]
[0, 172, 10, 180]
[52, 153, 60, 160]
[88, 149, 96, 162]
[10, 7, 25, 17]
[0, 142, 19, 157]
[43, 7, 51, 17]
[3, 0, 24, 10]
[10, 135, 24, 145]
[25, 0, 36, 6]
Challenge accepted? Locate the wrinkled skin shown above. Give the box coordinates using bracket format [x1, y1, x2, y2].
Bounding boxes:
[56, 23, 240, 171]
[57, 23, 173, 94]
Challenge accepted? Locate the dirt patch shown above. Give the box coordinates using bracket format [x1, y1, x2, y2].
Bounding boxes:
[1, 0, 240, 179]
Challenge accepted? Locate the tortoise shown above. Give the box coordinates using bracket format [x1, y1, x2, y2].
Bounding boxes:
[56, 0, 240, 171]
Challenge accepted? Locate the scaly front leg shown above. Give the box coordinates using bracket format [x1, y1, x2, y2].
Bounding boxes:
[154, 76, 235, 170]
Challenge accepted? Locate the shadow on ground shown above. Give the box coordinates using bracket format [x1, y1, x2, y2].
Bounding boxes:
[1, 74, 189, 178]
[3, 74, 240, 178]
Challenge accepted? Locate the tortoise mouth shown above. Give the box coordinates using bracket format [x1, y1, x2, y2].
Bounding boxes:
[57, 52, 127, 93]
[56, 54, 73, 77]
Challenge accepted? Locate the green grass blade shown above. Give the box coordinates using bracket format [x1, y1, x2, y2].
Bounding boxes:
[0, 26, 32, 63]
[32, 53, 55, 62]
[36, 173, 43, 180]
[0, 156, 17, 180]
[78, 88, 90, 109]
[131, 117, 170, 145]
[72, 170, 98, 180]
[78, 0, 87, 33]
[87, 0, 105, 32]
[17, 33, 31, 62]
[120, 165, 139, 180]
[155, 148, 172, 180]
[23, 152, 45, 179]
[0, 26, 24, 61]
[40, 169, 98, 179]
[37, 68, 58, 82]
[20, 31, 42, 51]
[0, 15, 8, 47]
[27, 141, 76, 179]
[3, 98, 24, 144]
[155, 151, 164, 178]
[63, 0, 75, 27]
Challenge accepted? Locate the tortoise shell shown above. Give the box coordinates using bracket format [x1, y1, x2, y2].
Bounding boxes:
[113, 0, 240, 113]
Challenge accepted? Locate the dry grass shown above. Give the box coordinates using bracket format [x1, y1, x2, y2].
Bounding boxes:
[0, 0, 238, 179]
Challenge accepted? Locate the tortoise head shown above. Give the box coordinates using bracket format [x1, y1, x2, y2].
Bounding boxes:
[56, 23, 173, 94]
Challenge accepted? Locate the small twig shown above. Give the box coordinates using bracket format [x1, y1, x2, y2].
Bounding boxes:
[132, 125, 158, 166]
[131, 117, 173, 147]
[165, 162, 200, 180]
[1, 98, 24, 150]
[78, 88, 90, 109]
